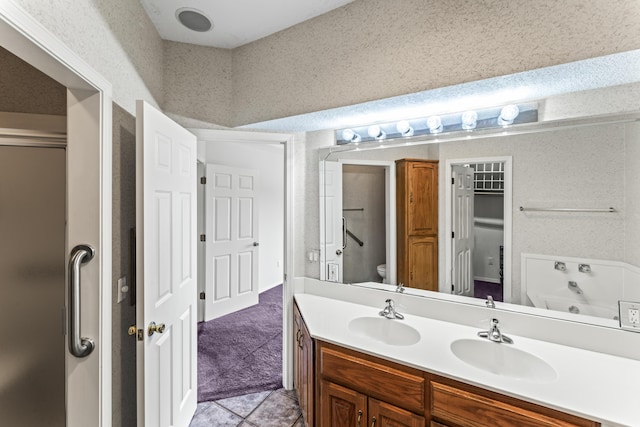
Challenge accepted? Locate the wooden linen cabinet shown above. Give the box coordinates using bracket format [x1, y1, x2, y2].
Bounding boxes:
[396, 159, 439, 291]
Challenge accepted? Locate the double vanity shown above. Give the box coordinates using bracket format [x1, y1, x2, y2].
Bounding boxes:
[292, 278, 640, 427]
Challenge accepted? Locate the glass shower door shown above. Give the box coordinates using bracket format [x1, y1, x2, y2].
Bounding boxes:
[0, 145, 66, 426]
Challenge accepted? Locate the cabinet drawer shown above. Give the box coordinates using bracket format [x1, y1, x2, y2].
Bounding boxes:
[430, 381, 599, 427]
[319, 343, 425, 414]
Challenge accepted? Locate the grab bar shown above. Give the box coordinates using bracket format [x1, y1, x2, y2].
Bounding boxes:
[346, 229, 364, 247]
[519, 206, 615, 213]
[342, 217, 347, 250]
[68, 244, 95, 358]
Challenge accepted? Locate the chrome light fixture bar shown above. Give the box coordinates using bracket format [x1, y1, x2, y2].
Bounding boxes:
[336, 102, 537, 145]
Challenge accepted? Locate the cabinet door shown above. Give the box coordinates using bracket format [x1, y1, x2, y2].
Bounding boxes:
[369, 398, 425, 427]
[320, 380, 367, 427]
[300, 316, 314, 426]
[407, 235, 438, 291]
[293, 306, 304, 404]
[407, 162, 438, 236]
[294, 304, 315, 426]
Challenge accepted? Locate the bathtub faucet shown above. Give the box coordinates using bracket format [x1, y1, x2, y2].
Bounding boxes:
[568, 281, 583, 294]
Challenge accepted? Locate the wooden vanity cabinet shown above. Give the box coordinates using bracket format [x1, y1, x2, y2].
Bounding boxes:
[293, 304, 314, 427]
[426, 374, 600, 427]
[397, 159, 438, 291]
[317, 342, 426, 427]
[294, 302, 599, 427]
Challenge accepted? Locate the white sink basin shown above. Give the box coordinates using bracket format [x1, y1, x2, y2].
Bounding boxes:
[450, 339, 557, 383]
[348, 316, 421, 346]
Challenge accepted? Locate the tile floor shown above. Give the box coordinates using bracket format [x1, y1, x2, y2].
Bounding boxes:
[190, 388, 303, 427]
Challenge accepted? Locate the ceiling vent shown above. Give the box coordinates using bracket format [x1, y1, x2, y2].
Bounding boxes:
[176, 8, 213, 32]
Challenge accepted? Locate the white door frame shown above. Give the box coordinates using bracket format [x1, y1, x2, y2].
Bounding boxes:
[444, 157, 512, 303]
[0, 2, 112, 426]
[321, 159, 397, 285]
[189, 128, 295, 389]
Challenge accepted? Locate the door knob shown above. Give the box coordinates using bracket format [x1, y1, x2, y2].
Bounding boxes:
[148, 321, 166, 336]
[253, 242, 260, 246]
[336, 249, 342, 255]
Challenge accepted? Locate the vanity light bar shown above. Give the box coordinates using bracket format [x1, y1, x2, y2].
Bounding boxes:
[336, 103, 538, 145]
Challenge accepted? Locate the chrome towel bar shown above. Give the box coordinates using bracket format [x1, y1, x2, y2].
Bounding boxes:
[519, 206, 616, 213]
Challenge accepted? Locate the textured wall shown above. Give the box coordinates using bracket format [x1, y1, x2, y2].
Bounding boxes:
[163, 42, 233, 126]
[0, 47, 66, 115]
[111, 104, 137, 427]
[231, 0, 640, 126]
[13, 0, 164, 114]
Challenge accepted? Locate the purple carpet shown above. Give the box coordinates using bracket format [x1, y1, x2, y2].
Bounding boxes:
[198, 285, 283, 402]
[474, 280, 503, 302]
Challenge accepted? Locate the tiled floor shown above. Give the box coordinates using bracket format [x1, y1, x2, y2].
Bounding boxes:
[190, 388, 303, 427]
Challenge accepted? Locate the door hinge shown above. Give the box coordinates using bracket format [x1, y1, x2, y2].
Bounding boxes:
[452, 177, 455, 185]
[199, 292, 206, 300]
[200, 177, 206, 184]
[200, 234, 206, 242]
[452, 231, 455, 238]
[451, 284, 455, 292]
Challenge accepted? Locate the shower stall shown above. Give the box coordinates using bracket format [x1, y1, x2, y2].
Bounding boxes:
[0, 142, 66, 426]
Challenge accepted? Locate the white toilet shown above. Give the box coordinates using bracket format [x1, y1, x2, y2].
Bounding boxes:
[376, 264, 386, 281]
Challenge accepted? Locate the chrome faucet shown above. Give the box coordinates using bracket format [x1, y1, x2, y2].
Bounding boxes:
[485, 295, 495, 308]
[478, 318, 513, 343]
[379, 299, 404, 320]
[568, 281, 583, 294]
[395, 282, 405, 293]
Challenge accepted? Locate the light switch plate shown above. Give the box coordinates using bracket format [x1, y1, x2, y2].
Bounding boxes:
[619, 300, 640, 332]
[117, 276, 128, 304]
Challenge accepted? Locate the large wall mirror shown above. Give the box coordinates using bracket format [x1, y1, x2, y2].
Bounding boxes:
[319, 110, 640, 328]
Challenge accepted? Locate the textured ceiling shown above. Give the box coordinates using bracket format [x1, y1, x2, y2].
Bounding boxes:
[140, 0, 354, 49]
[239, 50, 640, 132]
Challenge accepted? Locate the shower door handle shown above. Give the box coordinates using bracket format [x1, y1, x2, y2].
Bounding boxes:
[68, 244, 95, 358]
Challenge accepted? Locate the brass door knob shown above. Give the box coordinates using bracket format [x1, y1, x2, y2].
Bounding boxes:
[148, 321, 166, 336]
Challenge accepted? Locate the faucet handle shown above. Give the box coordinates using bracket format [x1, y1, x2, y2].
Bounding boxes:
[486, 296, 495, 308]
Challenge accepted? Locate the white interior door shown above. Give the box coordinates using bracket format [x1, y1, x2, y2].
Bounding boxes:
[452, 165, 475, 297]
[136, 100, 198, 427]
[204, 164, 259, 321]
[319, 160, 343, 282]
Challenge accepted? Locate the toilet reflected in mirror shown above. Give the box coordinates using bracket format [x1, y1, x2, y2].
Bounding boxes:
[376, 263, 386, 281]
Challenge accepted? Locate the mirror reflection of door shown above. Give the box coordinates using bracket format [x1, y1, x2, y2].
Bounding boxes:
[320, 160, 343, 282]
[342, 165, 386, 284]
[452, 165, 475, 297]
[451, 161, 506, 301]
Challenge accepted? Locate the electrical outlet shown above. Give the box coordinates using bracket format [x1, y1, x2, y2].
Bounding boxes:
[488, 257, 494, 266]
[619, 301, 640, 332]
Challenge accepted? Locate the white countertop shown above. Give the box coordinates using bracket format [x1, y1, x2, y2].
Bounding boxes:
[295, 292, 640, 427]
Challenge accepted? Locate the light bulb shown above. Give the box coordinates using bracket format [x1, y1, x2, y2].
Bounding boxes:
[498, 104, 519, 125]
[396, 120, 414, 137]
[427, 116, 443, 134]
[341, 128, 361, 143]
[461, 111, 478, 130]
[367, 125, 386, 140]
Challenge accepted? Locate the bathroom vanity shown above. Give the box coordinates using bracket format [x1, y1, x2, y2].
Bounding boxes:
[292, 280, 640, 427]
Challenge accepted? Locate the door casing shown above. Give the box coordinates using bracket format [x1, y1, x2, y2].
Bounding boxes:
[444, 157, 512, 303]
[190, 128, 295, 389]
[0, 3, 113, 426]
